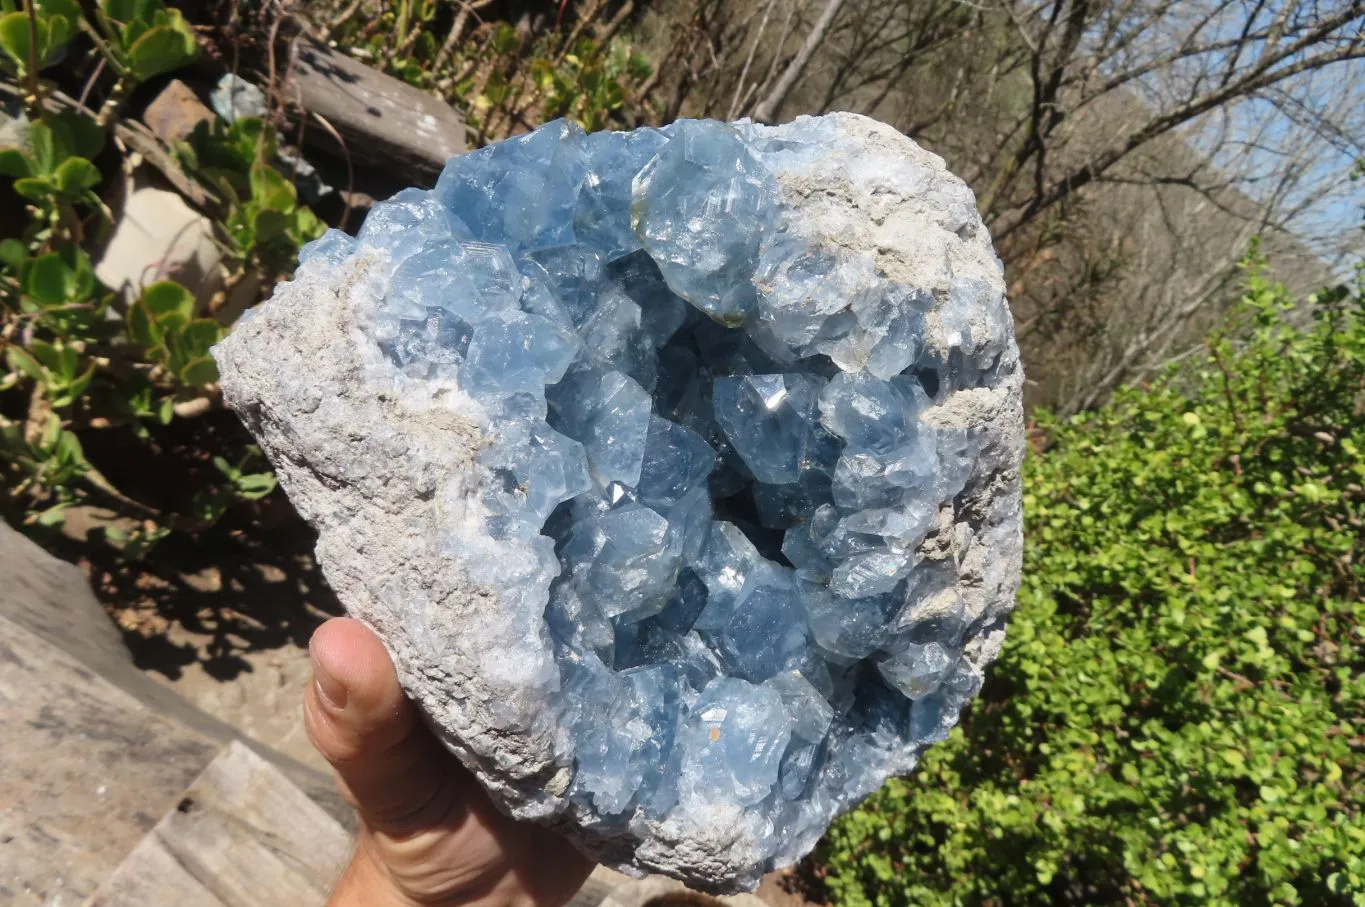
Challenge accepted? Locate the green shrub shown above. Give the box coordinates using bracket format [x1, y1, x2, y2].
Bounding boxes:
[818, 257, 1365, 906]
[0, 0, 83, 79]
[320, 0, 654, 144]
[1, 0, 311, 556]
[174, 115, 325, 278]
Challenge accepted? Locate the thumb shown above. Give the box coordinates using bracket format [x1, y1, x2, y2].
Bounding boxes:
[304, 617, 453, 831]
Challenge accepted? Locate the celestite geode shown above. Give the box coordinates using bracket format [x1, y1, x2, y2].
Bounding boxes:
[213, 113, 1025, 891]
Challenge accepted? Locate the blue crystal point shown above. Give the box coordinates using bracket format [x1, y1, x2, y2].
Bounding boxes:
[712, 373, 826, 484]
[576, 128, 670, 260]
[436, 119, 588, 251]
[632, 121, 779, 325]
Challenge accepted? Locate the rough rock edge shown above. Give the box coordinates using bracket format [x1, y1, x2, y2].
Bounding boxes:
[213, 112, 1025, 893]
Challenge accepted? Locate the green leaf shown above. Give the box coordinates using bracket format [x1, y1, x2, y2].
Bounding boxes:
[100, 0, 142, 24]
[249, 162, 296, 211]
[289, 205, 325, 243]
[43, 1, 85, 22]
[60, 243, 94, 299]
[26, 121, 62, 174]
[0, 12, 32, 71]
[105, 522, 169, 561]
[177, 319, 221, 359]
[0, 146, 32, 178]
[490, 22, 518, 55]
[28, 338, 60, 371]
[156, 309, 188, 334]
[252, 207, 287, 242]
[139, 280, 195, 322]
[5, 346, 45, 381]
[125, 14, 196, 80]
[33, 502, 71, 529]
[177, 355, 218, 388]
[190, 487, 231, 525]
[52, 156, 100, 194]
[54, 343, 78, 379]
[23, 251, 68, 304]
[53, 423, 85, 466]
[0, 238, 25, 270]
[233, 472, 276, 500]
[39, 0, 82, 52]
[53, 110, 105, 159]
[172, 135, 200, 172]
[125, 299, 159, 346]
[120, 14, 149, 49]
[63, 362, 95, 403]
[13, 176, 54, 201]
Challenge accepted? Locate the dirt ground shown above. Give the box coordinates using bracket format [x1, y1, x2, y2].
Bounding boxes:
[147, 622, 327, 769]
[757, 871, 828, 907]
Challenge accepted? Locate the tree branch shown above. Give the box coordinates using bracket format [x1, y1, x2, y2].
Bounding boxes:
[752, 0, 849, 122]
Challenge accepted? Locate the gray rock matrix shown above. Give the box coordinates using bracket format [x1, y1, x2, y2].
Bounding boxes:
[213, 113, 1024, 892]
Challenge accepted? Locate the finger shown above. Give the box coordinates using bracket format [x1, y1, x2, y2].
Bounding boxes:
[304, 617, 455, 831]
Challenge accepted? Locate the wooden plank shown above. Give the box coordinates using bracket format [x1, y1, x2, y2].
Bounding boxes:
[0, 520, 130, 673]
[0, 521, 356, 829]
[87, 742, 352, 907]
[288, 37, 466, 184]
[85, 833, 228, 907]
[0, 615, 223, 906]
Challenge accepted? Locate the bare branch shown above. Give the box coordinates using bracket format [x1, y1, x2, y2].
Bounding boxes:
[753, 0, 849, 122]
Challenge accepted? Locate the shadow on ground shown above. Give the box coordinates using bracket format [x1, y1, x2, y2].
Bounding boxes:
[757, 863, 829, 907]
[50, 502, 341, 682]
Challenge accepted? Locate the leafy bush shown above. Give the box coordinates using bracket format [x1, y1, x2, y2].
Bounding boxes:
[533, 37, 654, 133]
[0, 0, 83, 79]
[91, 0, 198, 82]
[0, 0, 316, 555]
[321, 0, 654, 143]
[818, 257, 1365, 906]
[174, 115, 324, 278]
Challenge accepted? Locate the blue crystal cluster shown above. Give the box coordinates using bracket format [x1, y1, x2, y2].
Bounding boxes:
[301, 118, 1005, 866]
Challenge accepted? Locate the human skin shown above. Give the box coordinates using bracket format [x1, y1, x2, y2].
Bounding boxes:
[305, 617, 596, 907]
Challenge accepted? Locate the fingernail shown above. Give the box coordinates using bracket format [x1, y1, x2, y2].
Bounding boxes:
[311, 649, 348, 711]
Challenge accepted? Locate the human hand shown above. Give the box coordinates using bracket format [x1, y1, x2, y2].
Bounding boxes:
[305, 617, 595, 907]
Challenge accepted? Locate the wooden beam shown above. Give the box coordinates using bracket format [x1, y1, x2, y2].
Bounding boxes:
[286, 37, 467, 185]
[87, 742, 353, 907]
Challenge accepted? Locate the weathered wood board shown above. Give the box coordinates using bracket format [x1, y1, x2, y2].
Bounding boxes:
[0, 613, 223, 906]
[288, 37, 467, 183]
[85, 742, 352, 907]
[0, 521, 352, 825]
